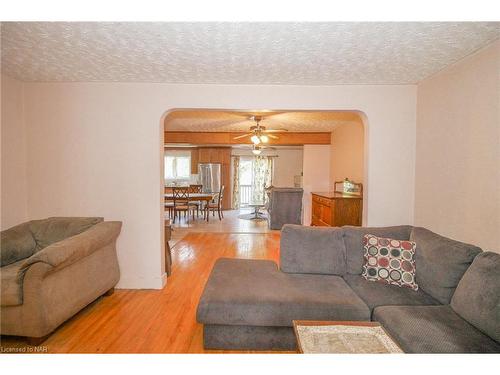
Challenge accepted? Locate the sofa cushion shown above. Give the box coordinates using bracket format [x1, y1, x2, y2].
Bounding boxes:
[197, 258, 370, 327]
[0, 259, 26, 306]
[362, 234, 418, 291]
[280, 225, 346, 275]
[0, 222, 36, 266]
[373, 305, 500, 353]
[410, 227, 482, 304]
[344, 274, 439, 315]
[451, 252, 500, 343]
[29, 217, 103, 251]
[343, 226, 413, 275]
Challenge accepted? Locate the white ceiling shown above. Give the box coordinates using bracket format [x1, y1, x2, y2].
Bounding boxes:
[1, 22, 499, 85]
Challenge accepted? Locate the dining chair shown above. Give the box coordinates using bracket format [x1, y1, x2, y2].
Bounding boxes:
[164, 201, 174, 219]
[172, 187, 195, 223]
[164, 187, 175, 219]
[189, 184, 203, 193]
[204, 185, 225, 221]
[188, 184, 204, 217]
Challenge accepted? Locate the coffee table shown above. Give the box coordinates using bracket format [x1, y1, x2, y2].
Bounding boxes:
[293, 320, 403, 354]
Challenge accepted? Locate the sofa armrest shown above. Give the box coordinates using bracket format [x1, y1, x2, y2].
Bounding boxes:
[279, 224, 346, 275]
[21, 221, 122, 271]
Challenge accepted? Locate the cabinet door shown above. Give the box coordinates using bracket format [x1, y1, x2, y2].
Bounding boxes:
[210, 148, 223, 163]
[191, 149, 199, 174]
[222, 148, 231, 165]
[312, 200, 322, 224]
[198, 148, 211, 163]
[334, 198, 362, 227]
[320, 203, 332, 225]
[311, 197, 330, 226]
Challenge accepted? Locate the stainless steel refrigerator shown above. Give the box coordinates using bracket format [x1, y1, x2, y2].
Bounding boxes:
[198, 163, 221, 193]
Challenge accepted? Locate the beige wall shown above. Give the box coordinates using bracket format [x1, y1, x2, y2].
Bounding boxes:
[272, 148, 303, 187]
[415, 40, 500, 253]
[330, 121, 365, 185]
[302, 145, 331, 225]
[1, 75, 28, 229]
[3, 81, 416, 288]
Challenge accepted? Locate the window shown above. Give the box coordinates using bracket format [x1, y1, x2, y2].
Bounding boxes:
[165, 151, 191, 180]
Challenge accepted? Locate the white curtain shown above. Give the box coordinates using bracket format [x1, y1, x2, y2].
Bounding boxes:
[232, 156, 240, 209]
[251, 156, 273, 204]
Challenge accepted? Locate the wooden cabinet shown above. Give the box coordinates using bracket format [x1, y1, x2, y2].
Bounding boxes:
[197, 147, 230, 164]
[311, 192, 362, 227]
[210, 148, 223, 163]
[198, 148, 212, 163]
[190, 149, 199, 174]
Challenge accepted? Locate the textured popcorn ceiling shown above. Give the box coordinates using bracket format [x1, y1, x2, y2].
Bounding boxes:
[1, 22, 499, 84]
[164, 110, 362, 132]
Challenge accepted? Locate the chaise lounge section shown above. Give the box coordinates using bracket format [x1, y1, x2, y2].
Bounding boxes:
[197, 224, 500, 353]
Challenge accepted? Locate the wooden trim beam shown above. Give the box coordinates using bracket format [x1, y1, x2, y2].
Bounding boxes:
[164, 131, 331, 145]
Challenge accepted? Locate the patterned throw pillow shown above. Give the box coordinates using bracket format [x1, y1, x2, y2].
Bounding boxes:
[362, 234, 418, 291]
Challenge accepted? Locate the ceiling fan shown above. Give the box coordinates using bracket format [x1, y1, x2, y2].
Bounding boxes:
[233, 115, 288, 145]
[251, 144, 276, 155]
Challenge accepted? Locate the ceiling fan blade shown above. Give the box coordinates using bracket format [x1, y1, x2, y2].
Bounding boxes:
[233, 133, 252, 140]
[264, 129, 288, 133]
[260, 146, 277, 150]
[267, 134, 279, 139]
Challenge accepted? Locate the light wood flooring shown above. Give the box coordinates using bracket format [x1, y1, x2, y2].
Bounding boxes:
[169, 208, 272, 247]
[1, 231, 292, 353]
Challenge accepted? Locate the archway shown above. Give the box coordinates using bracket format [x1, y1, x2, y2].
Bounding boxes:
[159, 108, 368, 274]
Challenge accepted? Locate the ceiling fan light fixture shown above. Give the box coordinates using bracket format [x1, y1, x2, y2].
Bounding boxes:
[252, 146, 262, 155]
[250, 135, 261, 144]
[233, 114, 287, 143]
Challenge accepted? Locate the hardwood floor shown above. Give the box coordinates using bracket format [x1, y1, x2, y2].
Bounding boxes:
[1, 232, 293, 353]
[169, 208, 272, 247]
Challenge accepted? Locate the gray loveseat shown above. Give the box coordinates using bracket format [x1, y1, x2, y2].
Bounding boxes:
[1, 217, 122, 344]
[197, 225, 500, 353]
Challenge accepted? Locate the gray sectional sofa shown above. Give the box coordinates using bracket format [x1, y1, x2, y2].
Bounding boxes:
[197, 225, 500, 353]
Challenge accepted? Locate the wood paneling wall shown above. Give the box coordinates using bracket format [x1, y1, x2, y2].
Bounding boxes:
[165, 131, 331, 145]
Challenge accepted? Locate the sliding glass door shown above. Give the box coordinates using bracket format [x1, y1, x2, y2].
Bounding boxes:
[237, 156, 273, 207]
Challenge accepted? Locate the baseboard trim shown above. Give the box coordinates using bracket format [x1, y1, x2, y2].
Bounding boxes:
[116, 274, 166, 290]
[161, 272, 168, 288]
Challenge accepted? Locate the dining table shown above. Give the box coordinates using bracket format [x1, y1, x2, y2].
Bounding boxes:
[164, 192, 216, 222]
[164, 193, 214, 202]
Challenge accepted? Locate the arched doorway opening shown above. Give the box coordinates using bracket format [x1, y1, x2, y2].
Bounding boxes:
[159, 108, 368, 273]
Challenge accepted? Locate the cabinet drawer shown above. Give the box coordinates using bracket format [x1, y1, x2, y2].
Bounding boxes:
[311, 215, 329, 226]
[312, 195, 332, 207]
